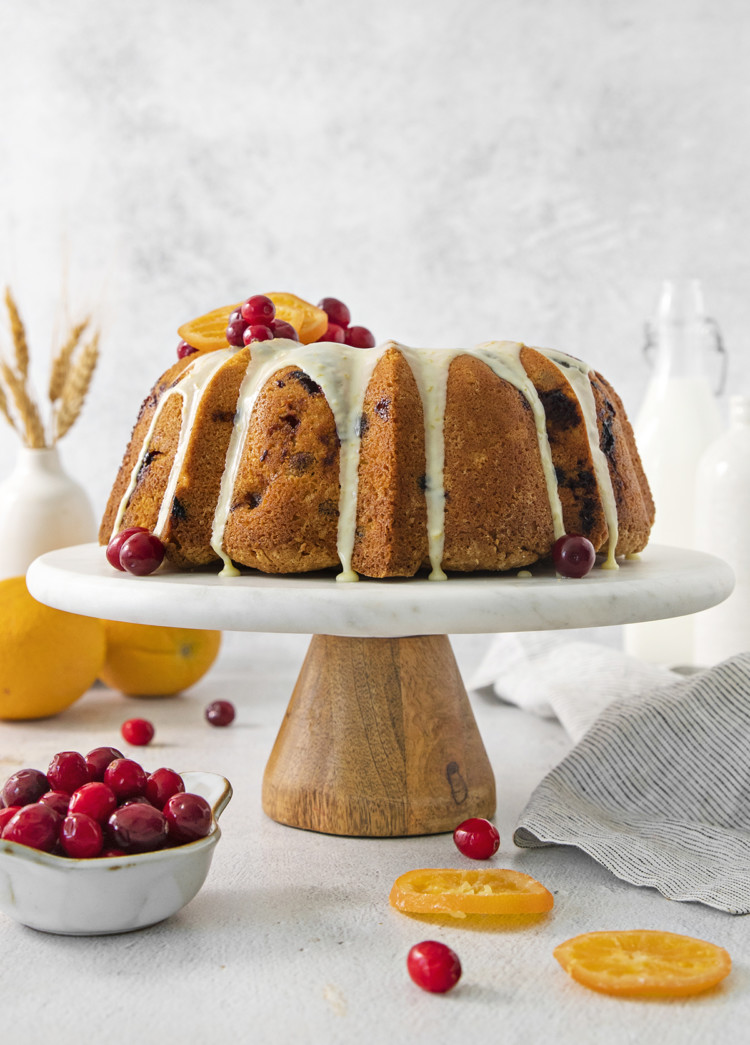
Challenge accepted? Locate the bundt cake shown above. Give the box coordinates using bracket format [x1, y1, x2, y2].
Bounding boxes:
[100, 332, 654, 581]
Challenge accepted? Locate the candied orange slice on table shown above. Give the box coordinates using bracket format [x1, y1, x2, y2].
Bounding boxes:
[553, 930, 731, 997]
[177, 292, 327, 351]
[389, 868, 554, 918]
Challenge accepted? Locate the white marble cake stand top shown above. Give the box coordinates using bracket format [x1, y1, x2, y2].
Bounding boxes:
[26, 542, 733, 638]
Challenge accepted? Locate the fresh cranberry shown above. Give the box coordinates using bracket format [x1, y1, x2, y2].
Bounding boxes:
[85, 746, 125, 781]
[553, 533, 596, 578]
[106, 526, 149, 571]
[271, 319, 299, 341]
[119, 531, 165, 576]
[317, 297, 351, 329]
[60, 812, 103, 858]
[407, 941, 462, 993]
[243, 324, 274, 345]
[453, 817, 500, 860]
[68, 782, 117, 823]
[317, 322, 346, 344]
[226, 319, 248, 347]
[0, 806, 21, 833]
[1, 768, 49, 807]
[2, 802, 60, 852]
[345, 325, 376, 349]
[145, 768, 184, 808]
[205, 700, 235, 727]
[108, 803, 169, 853]
[38, 791, 71, 818]
[177, 340, 198, 359]
[163, 792, 212, 844]
[103, 758, 148, 800]
[121, 718, 155, 746]
[240, 295, 276, 325]
[47, 751, 90, 795]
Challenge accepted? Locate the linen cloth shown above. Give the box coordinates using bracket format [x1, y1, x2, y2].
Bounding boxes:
[472, 637, 750, 914]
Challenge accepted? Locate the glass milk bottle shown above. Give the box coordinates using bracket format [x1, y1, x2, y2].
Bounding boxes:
[624, 279, 726, 666]
[693, 396, 750, 665]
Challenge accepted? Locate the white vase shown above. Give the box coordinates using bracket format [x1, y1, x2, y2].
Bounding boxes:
[0, 445, 96, 580]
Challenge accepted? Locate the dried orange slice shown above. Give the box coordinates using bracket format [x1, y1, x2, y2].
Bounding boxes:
[553, 930, 732, 997]
[389, 868, 554, 918]
[177, 293, 327, 352]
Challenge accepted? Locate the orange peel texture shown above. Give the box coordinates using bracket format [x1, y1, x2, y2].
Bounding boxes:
[389, 868, 554, 919]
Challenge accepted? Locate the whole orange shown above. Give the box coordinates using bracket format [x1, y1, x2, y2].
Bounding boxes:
[100, 621, 222, 697]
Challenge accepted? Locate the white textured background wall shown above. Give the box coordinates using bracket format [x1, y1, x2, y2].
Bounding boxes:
[0, 0, 748, 516]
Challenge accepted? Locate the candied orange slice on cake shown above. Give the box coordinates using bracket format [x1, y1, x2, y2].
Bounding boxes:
[177, 293, 327, 352]
[553, 930, 732, 997]
[389, 868, 554, 918]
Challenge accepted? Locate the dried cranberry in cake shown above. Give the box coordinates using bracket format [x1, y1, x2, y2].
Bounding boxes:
[39, 791, 71, 818]
[205, 699, 235, 727]
[243, 323, 275, 345]
[121, 718, 155, 746]
[164, 792, 212, 844]
[1, 767, 49, 807]
[108, 803, 169, 853]
[2, 802, 60, 852]
[85, 746, 125, 781]
[119, 531, 165, 576]
[103, 758, 148, 800]
[240, 294, 276, 325]
[345, 325, 376, 349]
[145, 768, 185, 808]
[106, 526, 150, 571]
[177, 340, 198, 359]
[317, 322, 346, 344]
[60, 812, 104, 858]
[406, 941, 462, 994]
[68, 782, 117, 823]
[47, 751, 90, 795]
[271, 319, 299, 341]
[0, 806, 22, 833]
[453, 817, 500, 860]
[553, 533, 596, 578]
[317, 297, 351, 329]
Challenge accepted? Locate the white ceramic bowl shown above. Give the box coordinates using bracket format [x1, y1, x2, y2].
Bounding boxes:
[0, 771, 232, 935]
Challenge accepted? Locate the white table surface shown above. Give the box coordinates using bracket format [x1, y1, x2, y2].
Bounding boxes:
[0, 631, 745, 1045]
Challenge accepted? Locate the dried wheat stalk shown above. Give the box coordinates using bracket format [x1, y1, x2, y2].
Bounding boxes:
[54, 332, 99, 441]
[0, 360, 47, 448]
[49, 318, 89, 403]
[4, 288, 29, 380]
[0, 379, 17, 434]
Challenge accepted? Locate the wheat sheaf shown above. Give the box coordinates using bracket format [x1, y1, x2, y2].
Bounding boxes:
[0, 288, 99, 448]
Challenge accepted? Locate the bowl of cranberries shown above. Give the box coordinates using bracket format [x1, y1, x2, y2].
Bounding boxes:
[0, 747, 232, 935]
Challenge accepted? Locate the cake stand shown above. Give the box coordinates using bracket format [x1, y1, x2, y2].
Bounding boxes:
[27, 543, 733, 838]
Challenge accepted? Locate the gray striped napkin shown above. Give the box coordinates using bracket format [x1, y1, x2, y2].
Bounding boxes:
[513, 653, 750, 914]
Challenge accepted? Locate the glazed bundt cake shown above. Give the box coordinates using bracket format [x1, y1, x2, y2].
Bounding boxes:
[100, 317, 654, 581]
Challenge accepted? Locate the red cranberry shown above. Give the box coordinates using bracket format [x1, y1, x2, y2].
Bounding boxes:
[317, 297, 351, 329]
[119, 531, 165, 576]
[103, 758, 148, 800]
[243, 324, 274, 345]
[407, 941, 462, 993]
[553, 533, 596, 578]
[106, 527, 149, 571]
[1, 768, 49, 807]
[145, 768, 184, 808]
[163, 792, 212, 844]
[240, 295, 276, 325]
[38, 791, 71, 818]
[0, 806, 22, 833]
[271, 319, 299, 341]
[317, 322, 346, 344]
[345, 325, 376, 349]
[226, 319, 248, 347]
[100, 848, 126, 858]
[60, 812, 103, 858]
[85, 746, 125, 781]
[177, 340, 198, 359]
[108, 803, 169, 853]
[121, 718, 155, 746]
[69, 782, 117, 823]
[453, 817, 500, 860]
[47, 751, 90, 795]
[205, 700, 235, 727]
[2, 802, 60, 852]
